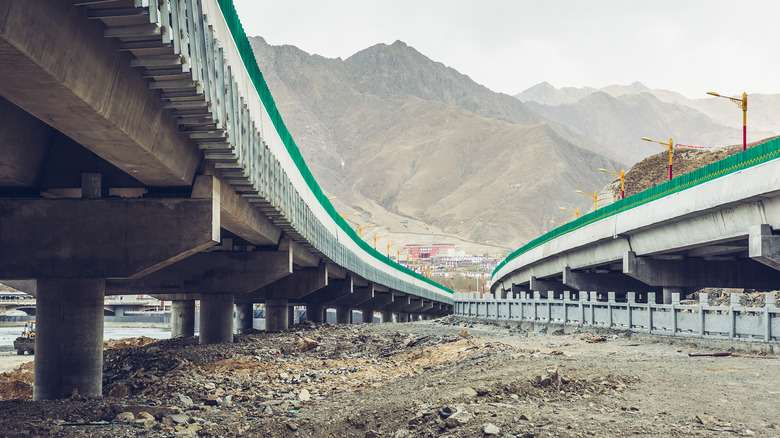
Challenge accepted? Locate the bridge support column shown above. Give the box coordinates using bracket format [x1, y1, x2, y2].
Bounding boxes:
[381, 310, 393, 323]
[265, 299, 289, 331]
[171, 299, 195, 338]
[235, 301, 254, 333]
[199, 294, 234, 344]
[334, 306, 350, 324]
[34, 279, 104, 400]
[361, 309, 374, 323]
[306, 302, 324, 323]
[288, 305, 296, 327]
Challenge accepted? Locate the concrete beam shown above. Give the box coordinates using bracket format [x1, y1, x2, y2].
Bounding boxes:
[0, 97, 53, 186]
[298, 279, 353, 303]
[749, 224, 780, 271]
[0, 1, 200, 186]
[325, 262, 348, 280]
[279, 239, 320, 268]
[252, 266, 328, 300]
[359, 292, 394, 311]
[326, 284, 374, 308]
[563, 267, 659, 294]
[106, 250, 292, 296]
[383, 294, 411, 314]
[0, 197, 219, 279]
[624, 251, 780, 289]
[529, 276, 567, 297]
[209, 174, 281, 246]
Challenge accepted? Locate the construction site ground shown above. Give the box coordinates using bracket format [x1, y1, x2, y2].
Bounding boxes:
[0, 317, 778, 437]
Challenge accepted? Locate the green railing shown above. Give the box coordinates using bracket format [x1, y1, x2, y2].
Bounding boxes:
[214, 0, 451, 294]
[493, 137, 780, 279]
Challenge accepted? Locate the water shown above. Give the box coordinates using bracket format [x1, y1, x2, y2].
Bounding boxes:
[0, 325, 171, 353]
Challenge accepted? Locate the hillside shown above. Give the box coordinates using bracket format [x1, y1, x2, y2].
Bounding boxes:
[249, 38, 619, 248]
[517, 82, 780, 165]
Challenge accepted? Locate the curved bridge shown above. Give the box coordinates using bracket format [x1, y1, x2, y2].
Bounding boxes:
[455, 139, 780, 342]
[0, 0, 451, 399]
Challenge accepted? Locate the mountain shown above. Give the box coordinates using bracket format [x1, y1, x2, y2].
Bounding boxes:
[517, 82, 780, 164]
[249, 38, 619, 248]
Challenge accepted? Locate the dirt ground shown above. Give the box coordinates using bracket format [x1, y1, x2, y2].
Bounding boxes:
[0, 317, 778, 437]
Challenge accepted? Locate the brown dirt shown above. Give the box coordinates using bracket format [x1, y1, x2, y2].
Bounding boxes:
[0, 318, 778, 437]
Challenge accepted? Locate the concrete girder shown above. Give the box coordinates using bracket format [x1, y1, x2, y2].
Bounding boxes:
[106, 250, 292, 296]
[325, 263, 348, 280]
[383, 294, 411, 314]
[251, 266, 328, 300]
[0, 97, 53, 186]
[0, 197, 219, 279]
[299, 279, 353, 303]
[402, 297, 425, 313]
[358, 292, 394, 311]
[623, 251, 780, 289]
[529, 276, 566, 297]
[280, 238, 320, 268]
[0, 1, 200, 186]
[209, 174, 281, 246]
[326, 284, 374, 308]
[749, 224, 780, 271]
[563, 267, 659, 294]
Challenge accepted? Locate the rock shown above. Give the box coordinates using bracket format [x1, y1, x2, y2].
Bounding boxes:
[167, 414, 190, 425]
[108, 383, 131, 398]
[537, 367, 560, 388]
[586, 336, 606, 343]
[394, 429, 411, 438]
[263, 405, 274, 415]
[298, 338, 319, 352]
[365, 430, 380, 438]
[137, 411, 156, 428]
[203, 395, 221, 406]
[177, 394, 194, 407]
[279, 372, 290, 380]
[298, 389, 311, 401]
[115, 411, 135, 422]
[460, 329, 471, 338]
[696, 414, 717, 426]
[484, 422, 500, 435]
[445, 410, 473, 427]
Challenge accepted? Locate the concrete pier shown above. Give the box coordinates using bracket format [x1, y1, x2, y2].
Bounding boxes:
[199, 294, 234, 344]
[361, 309, 374, 323]
[334, 306, 350, 324]
[306, 302, 324, 323]
[171, 300, 195, 338]
[34, 279, 105, 400]
[236, 301, 254, 333]
[265, 299, 289, 331]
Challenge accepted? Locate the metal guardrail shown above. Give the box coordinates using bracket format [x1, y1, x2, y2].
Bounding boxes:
[77, 0, 452, 303]
[454, 292, 779, 343]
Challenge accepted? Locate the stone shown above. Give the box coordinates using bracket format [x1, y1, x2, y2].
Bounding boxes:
[537, 367, 560, 388]
[460, 329, 470, 338]
[298, 338, 319, 352]
[115, 412, 135, 422]
[203, 395, 221, 406]
[167, 414, 190, 425]
[365, 430, 380, 438]
[263, 405, 274, 415]
[484, 423, 500, 435]
[298, 389, 311, 401]
[177, 394, 194, 407]
[108, 383, 131, 398]
[445, 410, 473, 427]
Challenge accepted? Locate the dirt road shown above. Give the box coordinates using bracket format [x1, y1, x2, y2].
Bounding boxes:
[0, 317, 777, 437]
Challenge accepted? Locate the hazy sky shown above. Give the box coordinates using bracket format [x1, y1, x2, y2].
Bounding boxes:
[231, 1, 779, 99]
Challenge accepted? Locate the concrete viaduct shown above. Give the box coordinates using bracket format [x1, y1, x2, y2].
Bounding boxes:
[483, 140, 780, 312]
[0, 0, 452, 400]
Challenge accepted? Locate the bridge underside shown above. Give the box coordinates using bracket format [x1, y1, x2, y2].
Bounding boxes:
[0, 1, 450, 401]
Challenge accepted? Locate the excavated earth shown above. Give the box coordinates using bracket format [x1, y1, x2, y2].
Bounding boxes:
[0, 317, 778, 437]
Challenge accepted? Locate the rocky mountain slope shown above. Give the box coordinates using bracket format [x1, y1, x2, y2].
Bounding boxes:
[250, 38, 619, 248]
[517, 82, 780, 165]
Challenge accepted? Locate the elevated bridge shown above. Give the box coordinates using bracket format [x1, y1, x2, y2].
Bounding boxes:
[0, 0, 452, 399]
[456, 140, 780, 341]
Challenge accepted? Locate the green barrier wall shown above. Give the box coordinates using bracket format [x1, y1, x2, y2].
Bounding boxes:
[493, 137, 780, 278]
[214, 0, 451, 294]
